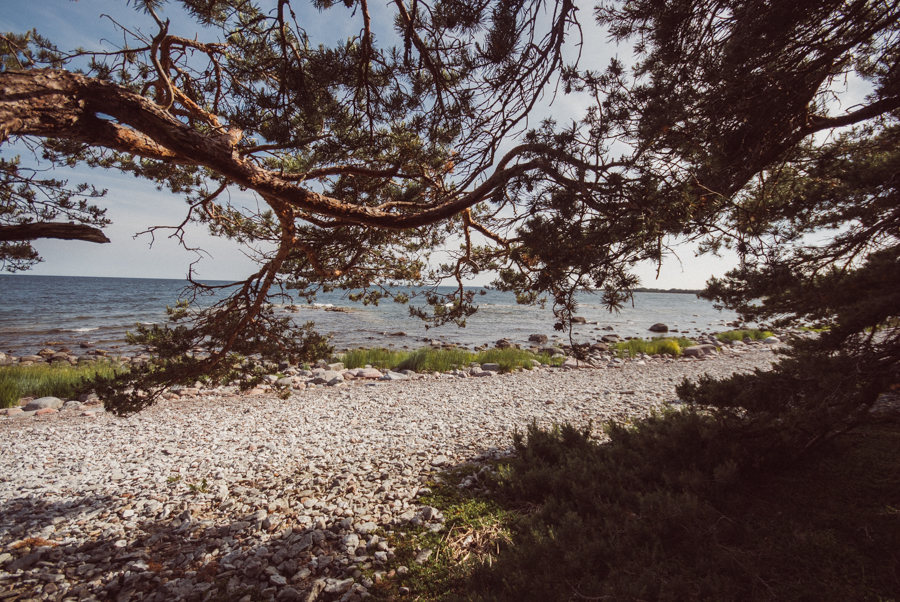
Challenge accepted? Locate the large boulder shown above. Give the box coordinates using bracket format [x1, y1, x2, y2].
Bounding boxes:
[600, 334, 620, 343]
[310, 370, 343, 385]
[682, 344, 718, 358]
[648, 323, 669, 333]
[24, 397, 64, 412]
[381, 371, 408, 381]
[528, 334, 549, 344]
[352, 367, 384, 379]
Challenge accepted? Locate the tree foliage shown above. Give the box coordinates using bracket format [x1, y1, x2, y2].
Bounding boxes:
[595, 0, 900, 452]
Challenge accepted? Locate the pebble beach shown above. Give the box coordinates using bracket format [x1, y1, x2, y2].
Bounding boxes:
[0, 343, 783, 602]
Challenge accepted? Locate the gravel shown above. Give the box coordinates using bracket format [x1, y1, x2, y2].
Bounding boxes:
[0, 346, 778, 601]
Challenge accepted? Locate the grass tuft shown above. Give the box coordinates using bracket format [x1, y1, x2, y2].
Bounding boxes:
[339, 348, 406, 369]
[612, 336, 693, 357]
[715, 328, 773, 342]
[0, 361, 124, 408]
[338, 346, 564, 373]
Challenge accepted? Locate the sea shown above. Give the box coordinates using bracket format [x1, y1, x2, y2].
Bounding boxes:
[0, 275, 743, 356]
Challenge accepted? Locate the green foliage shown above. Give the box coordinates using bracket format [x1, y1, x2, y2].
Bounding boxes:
[0, 361, 123, 408]
[612, 336, 693, 357]
[92, 311, 333, 415]
[460, 416, 900, 602]
[0, 156, 109, 271]
[714, 329, 773, 342]
[675, 339, 894, 462]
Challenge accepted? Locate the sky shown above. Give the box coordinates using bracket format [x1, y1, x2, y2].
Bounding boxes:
[1, 0, 741, 288]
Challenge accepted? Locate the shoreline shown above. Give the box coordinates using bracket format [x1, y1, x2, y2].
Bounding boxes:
[0, 322, 761, 372]
[0, 275, 744, 357]
[0, 347, 779, 601]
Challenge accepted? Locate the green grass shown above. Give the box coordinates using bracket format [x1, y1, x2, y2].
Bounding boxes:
[387, 413, 900, 602]
[338, 347, 407, 369]
[336, 346, 564, 373]
[0, 361, 124, 408]
[612, 336, 694, 357]
[715, 328, 774, 342]
[368, 465, 516, 601]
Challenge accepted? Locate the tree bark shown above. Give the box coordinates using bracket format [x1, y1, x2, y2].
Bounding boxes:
[0, 69, 548, 230]
[0, 223, 111, 243]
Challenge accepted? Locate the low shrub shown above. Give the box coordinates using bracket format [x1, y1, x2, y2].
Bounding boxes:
[0, 361, 124, 408]
[460, 413, 900, 602]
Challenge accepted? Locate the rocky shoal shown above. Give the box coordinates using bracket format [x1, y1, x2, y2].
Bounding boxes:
[0, 346, 782, 602]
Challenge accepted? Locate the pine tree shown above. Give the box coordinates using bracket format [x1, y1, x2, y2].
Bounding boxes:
[590, 0, 900, 455]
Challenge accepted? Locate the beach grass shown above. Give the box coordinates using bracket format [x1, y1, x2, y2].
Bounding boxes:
[338, 347, 406, 370]
[716, 328, 774, 342]
[612, 336, 694, 358]
[0, 361, 125, 408]
[338, 346, 564, 373]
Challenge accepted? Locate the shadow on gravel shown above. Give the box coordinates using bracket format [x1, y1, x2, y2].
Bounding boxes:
[0, 450, 515, 602]
[1, 491, 394, 602]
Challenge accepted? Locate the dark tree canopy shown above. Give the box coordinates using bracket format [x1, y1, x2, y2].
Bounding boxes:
[594, 0, 900, 454]
[1, 0, 899, 426]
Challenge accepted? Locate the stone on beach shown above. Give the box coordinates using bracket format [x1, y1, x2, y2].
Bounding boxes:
[351, 367, 384, 379]
[682, 344, 719, 358]
[23, 396, 63, 412]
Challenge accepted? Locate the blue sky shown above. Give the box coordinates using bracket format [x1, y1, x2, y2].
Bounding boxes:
[2, 0, 740, 287]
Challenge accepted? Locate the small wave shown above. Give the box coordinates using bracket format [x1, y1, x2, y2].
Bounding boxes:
[57, 327, 100, 333]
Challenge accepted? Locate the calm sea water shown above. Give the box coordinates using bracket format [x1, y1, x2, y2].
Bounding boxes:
[0, 275, 740, 355]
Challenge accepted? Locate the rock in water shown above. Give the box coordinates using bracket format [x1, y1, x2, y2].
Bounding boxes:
[649, 323, 669, 333]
